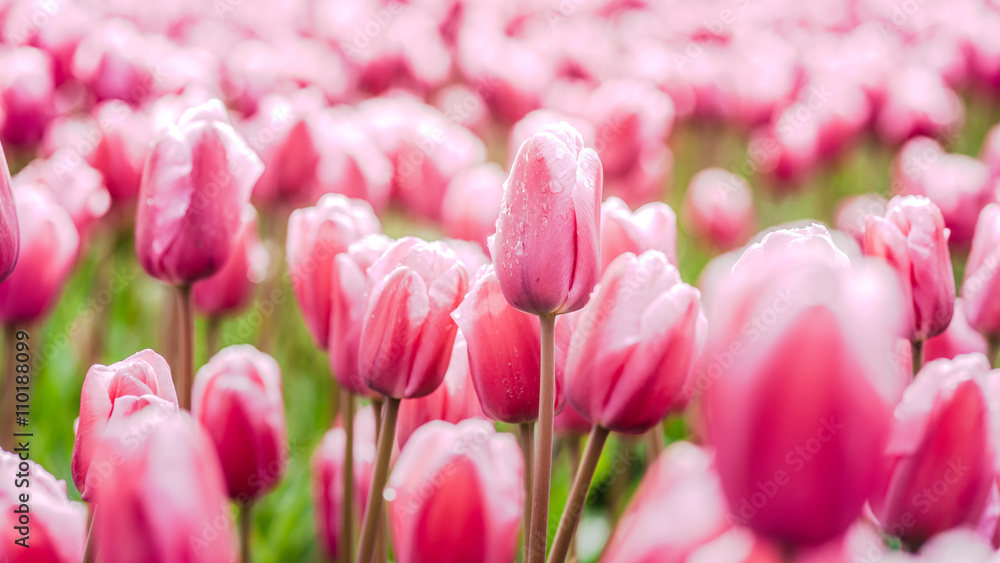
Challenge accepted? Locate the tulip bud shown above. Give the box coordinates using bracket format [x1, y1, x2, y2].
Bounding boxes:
[0, 47, 55, 145]
[192, 345, 288, 502]
[452, 265, 566, 423]
[15, 151, 111, 238]
[0, 142, 17, 283]
[312, 108, 393, 212]
[585, 79, 674, 177]
[91, 409, 237, 563]
[312, 406, 378, 560]
[193, 206, 268, 317]
[71, 349, 178, 501]
[925, 299, 989, 363]
[0, 185, 79, 324]
[601, 442, 730, 562]
[491, 122, 602, 315]
[135, 99, 264, 286]
[287, 194, 381, 348]
[703, 226, 908, 546]
[506, 110, 595, 171]
[963, 204, 1000, 337]
[601, 196, 678, 271]
[359, 237, 468, 398]
[397, 332, 485, 448]
[0, 450, 87, 563]
[329, 234, 393, 396]
[386, 419, 523, 563]
[876, 67, 963, 145]
[566, 251, 705, 433]
[871, 354, 998, 546]
[441, 162, 505, 252]
[863, 196, 955, 341]
[89, 100, 152, 204]
[683, 168, 756, 251]
[835, 193, 887, 247]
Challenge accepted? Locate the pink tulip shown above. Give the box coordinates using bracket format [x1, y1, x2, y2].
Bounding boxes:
[703, 225, 907, 546]
[506, 109, 595, 171]
[135, 99, 264, 286]
[981, 123, 1000, 179]
[386, 419, 522, 563]
[602, 141, 673, 208]
[963, 204, 1000, 337]
[192, 345, 288, 502]
[441, 162, 505, 252]
[243, 90, 324, 209]
[0, 47, 55, 145]
[491, 122, 602, 315]
[683, 168, 756, 252]
[601, 442, 730, 563]
[0, 184, 79, 324]
[71, 19, 158, 105]
[0, 143, 17, 282]
[15, 150, 111, 238]
[89, 101, 153, 205]
[871, 354, 998, 546]
[584, 79, 674, 178]
[925, 299, 989, 363]
[863, 196, 955, 341]
[452, 265, 566, 423]
[600, 196, 678, 271]
[876, 67, 963, 145]
[71, 349, 178, 500]
[360, 237, 468, 398]
[835, 193, 887, 247]
[91, 409, 237, 563]
[396, 332, 485, 447]
[891, 138, 994, 245]
[687, 522, 888, 562]
[312, 406, 378, 560]
[0, 450, 87, 562]
[553, 311, 591, 436]
[287, 194, 381, 348]
[311, 108, 393, 212]
[193, 206, 268, 317]
[751, 108, 821, 186]
[329, 233, 393, 396]
[566, 251, 705, 433]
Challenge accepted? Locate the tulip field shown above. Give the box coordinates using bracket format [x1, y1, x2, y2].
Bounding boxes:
[7, 0, 1000, 562]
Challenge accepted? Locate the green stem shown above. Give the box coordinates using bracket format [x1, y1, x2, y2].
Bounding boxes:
[988, 335, 1000, 369]
[911, 339, 923, 378]
[547, 425, 610, 563]
[356, 397, 400, 563]
[519, 422, 535, 563]
[528, 314, 556, 563]
[341, 392, 355, 563]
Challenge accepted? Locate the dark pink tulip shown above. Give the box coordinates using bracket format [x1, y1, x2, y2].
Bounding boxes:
[805, 79, 871, 162]
[600, 196, 677, 271]
[15, 150, 111, 237]
[0, 141, 17, 283]
[584, 79, 674, 177]
[835, 193, 887, 247]
[683, 168, 756, 252]
[359, 237, 468, 398]
[0, 185, 79, 324]
[864, 196, 955, 341]
[566, 251, 705, 433]
[91, 410, 237, 563]
[452, 265, 566, 424]
[750, 112, 821, 187]
[601, 442, 730, 563]
[0, 46, 55, 145]
[89, 101, 153, 205]
[71, 349, 177, 501]
[703, 226, 907, 546]
[963, 204, 1000, 336]
[396, 332, 485, 448]
[491, 122, 602, 315]
[687, 522, 888, 562]
[312, 406, 377, 560]
[312, 109, 393, 212]
[386, 419, 522, 563]
[329, 234, 393, 396]
[0, 451, 87, 563]
[193, 206, 267, 317]
[870, 354, 998, 545]
[925, 299, 988, 363]
[891, 137, 993, 245]
[243, 90, 324, 209]
[135, 99, 264, 286]
[441, 162, 505, 252]
[192, 345, 288, 502]
[602, 141, 672, 208]
[71, 19, 158, 105]
[876, 67, 963, 145]
[287, 194, 381, 349]
[506, 109, 595, 171]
